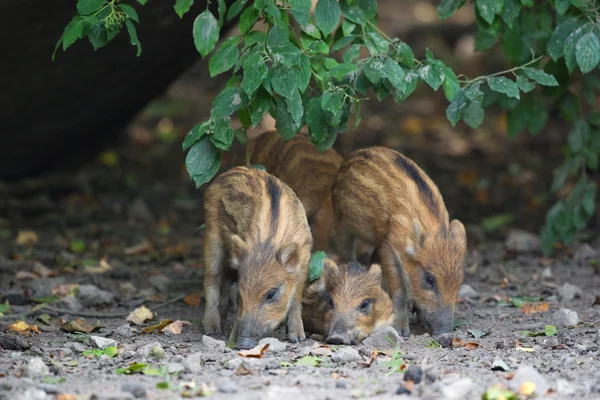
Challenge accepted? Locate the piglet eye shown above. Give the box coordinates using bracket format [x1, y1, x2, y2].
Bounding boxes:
[325, 293, 334, 310]
[359, 299, 373, 313]
[265, 288, 278, 302]
[425, 273, 436, 288]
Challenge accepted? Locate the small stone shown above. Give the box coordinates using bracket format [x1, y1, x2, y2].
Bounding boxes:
[335, 381, 347, 389]
[361, 326, 401, 351]
[505, 229, 540, 253]
[553, 308, 579, 328]
[396, 386, 411, 395]
[13, 388, 49, 400]
[458, 284, 479, 299]
[150, 345, 166, 360]
[440, 378, 475, 400]
[23, 357, 49, 378]
[167, 363, 184, 374]
[1, 335, 30, 351]
[114, 324, 133, 338]
[331, 347, 362, 363]
[541, 337, 559, 348]
[36, 383, 59, 394]
[128, 197, 154, 224]
[259, 337, 286, 352]
[55, 296, 82, 312]
[573, 244, 597, 265]
[63, 342, 86, 354]
[491, 358, 510, 371]
[119, 282, 138, 300]
[556, 379, 575, 395]
[596, 330, 600, 345]
[509, 365, 548, 395]
[90, 336, 117, 349]
[121, 382, 146, 398]
[558, 283, 583, 301]
[202, 335, 226, 352]
[183, 352, 203, 373]
[137, 342, 163, 359]
[310, 347, 332, 357]
[425, 372, 437, 383]
[217, 378, 238, 394]
[100, 354, 111, 362]
[148, 275, 170, 292]
[77, 284, 114, 307]
[404, 365, 422, 383]
[541, 267, 552, 279]
[10, 352, 22, 359]
[436, 333, 453, 348]
[224, 358, 242, 370]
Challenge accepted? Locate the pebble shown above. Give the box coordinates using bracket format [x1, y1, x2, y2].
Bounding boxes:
[121, 382, 146, 398]
[361, 326, 401, 351]
[491, 358, 510, 371]
[458, 284, 479, 299]
[119, 282, 138, 300]
[310, 347, 333, 357]
[13, 388, 49, 400]
[553, 308, 579, 328]
[558, 283, 583, 301]
[404, 365, 422, 383]
[541, 267, 552, 279]
[150, 345, 167, 360]
[509, 365, 548, 395]
[202, 335, 226, 352]
[114, 324, 133, 338]
[217, 378, 238, 394]
[56, 296, 82, 312]
[183, 352, 203, 373]
[596, 330, 600, 345]
[10, 352, 22, 359]
[1, 335, 30, 351]
[77, 284, 115, 307]
[436, 333, 453, 348]
[440, 377, 475, 400]
[335, 380, 347, 389]
[148, 274, 170, 292]
[556, 379, 575, 395]
[167, 363, 184, 374]
[331, 347, 362, 363]
[36, 383, 59, 394]
[90, 336, 117, 349]
[259, 337, 286, 352]
[396, 386, 411, 395]
[505, 229, 540, 253]
[63, 342, 86, 354]
[541, 337, 559, 348]
[23, 357, 49, 378]
[138, 342, 164, 359]
[573, 243, 597, 265]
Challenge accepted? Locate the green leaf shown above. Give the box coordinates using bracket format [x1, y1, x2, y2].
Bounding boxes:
[583, 183, 596, 215]
[309, 251, 327, 282]
[217, 0, 226, 27]
[382, 58, 406, 92]
[487, 77, 519, 99]
[545, 325, 558, 336]
[136, 0, 147, 4]
[273, 43, 302, 67]
[286, 89, 304, 125]
[182, 121, 210, 151]
[342, 19, 356, 36]
[271, 64, 298, 98]
[227, 0, 248, 21]
[437, 0, 466, 19]
[516, 76, 535, 92]
[326, 63, 359, 80]
[267, 25, 289, 51]
[211, 87, 244, 118]
[520, 0, 533, 6]
[343, 44, 362, 63]
[209, 37, 239, 77]
[396, 42, 416, 67]
[332, 35, 356, 52]
[365, 32, 389, 55]
[555, 0, 570, 14]
[185, 135, 219, 187]
[242, 52, 268, 97]
[564, 22, 592, 72]
[290, 0, 312, 13]
[476, 0, 497, 25]
[174, 0, 193, 18]
[119, 4, 139, 22]
[271, 99, 300, 140]
[463, 102, 484, 129]
[575, 33, 600, 74]
[301, 24, 322, 39]
[249, 88, 273, 127]
[239, 6, 259, 34]
[125, 20, 142, 56]
[364, 59, 385, 84]
[419, 62, 444, 91]
[211, 118, 235, 150]
[306, 96, 328, 142]
[590, 111, 600, 126]
[441, 65, 459, 101]
[193, 10, 220, 58]
[62, 17, 85, 51]
[315, 0, 341, 36]
[547, 17, 585, 61]
[501, 0, 520, 28]
[77, 0, 105, 15]
[295, 355, 323, 367]
[446, 90, 469, 127]
[481, 213, 514, 232]
[568, 118, 588, 152]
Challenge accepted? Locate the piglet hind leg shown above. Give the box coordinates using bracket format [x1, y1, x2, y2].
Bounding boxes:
[286, 289, 306, 343]
[379, 243, 411, 337]
[202, 232, 225, 335]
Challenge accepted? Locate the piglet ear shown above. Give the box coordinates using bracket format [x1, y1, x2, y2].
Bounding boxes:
[229, 235, 248, 270]
[277, 242, 300, 273]
[449, 219, 467, 249]
[322, 258, 339, 282]
[405, 219, 423, 258]
[368, 263, 383, 283]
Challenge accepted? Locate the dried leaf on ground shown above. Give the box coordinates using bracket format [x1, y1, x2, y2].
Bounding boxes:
[519, 382, 536, 396]
[163, 242, 189, 256]
[84, 256, 112, 274]
[15, 271, 38, 280]
[32, 262, 53, 277]
[56, 394, 78, 400]
[184, 293, 202, 307]
[52, 284, 79, 297]
[142, 319, 173, 334]
[521, 302, 549, 314]
[60, 319, 101, 334]
[238, 343, 270, 358]
[127, 305, 153, 326]
[452, 338, 465, 348]
[8, 321, 40, 334]
[235, 365, 254, 376]
[465, 342, 481, 350]
[162, 320, 191, 335]
[36, 314, 53, 325]
[364, 350, 378, 367]
[125, 239, 153, 256]
[15, 231, 38, 246]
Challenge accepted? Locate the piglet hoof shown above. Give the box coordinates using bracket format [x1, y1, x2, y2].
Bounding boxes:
[394, 316, 411, 338]
[287, 330, 306, 343]
[203, 311, 222, 335]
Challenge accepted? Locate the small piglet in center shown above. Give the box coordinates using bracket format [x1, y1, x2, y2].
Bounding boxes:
[203, 166, 313, 349]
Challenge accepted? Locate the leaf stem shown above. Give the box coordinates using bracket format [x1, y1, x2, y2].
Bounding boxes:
[457, 55, 544, 85]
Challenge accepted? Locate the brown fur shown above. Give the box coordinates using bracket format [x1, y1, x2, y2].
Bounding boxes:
[331, 147, 467, 337]
[302, 259, 394, 344]
[234, 130, 344, 251]
[202, 166, 313, 348]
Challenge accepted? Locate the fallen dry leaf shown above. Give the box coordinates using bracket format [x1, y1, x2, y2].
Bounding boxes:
[52, 284, 79, 298]
[56, 394, 78, 400]
[15, 231, 38, 246]
[84, 256, 112, 274]
[125, 239, 153, 256]
[8, 321, 40, 334]
[60, 319, 101, 334]
[452, 338, 465, 348]
[163, 242, 188, 256]
[184, 293, 202, 307]
[505, 373, 515, 380]
[142, 319, 174, 334]
[364, 350, 378, 367]
[592, 296, 600, 306]
[516, 347, 535, 353]
[465, 342, 481, 350]
[127, 305, 154, 326]
[15, 271, 38, 280]
[32, 262, 53, 277]
[235, 365, 254, 376]
[238, 343, 270, 358]
[521, 302, 549, 314]
[519, 382, 536, 395]
[162, 320, 191, 335]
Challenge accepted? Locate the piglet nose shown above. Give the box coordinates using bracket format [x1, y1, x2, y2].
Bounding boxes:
[236, 337, 257, 350]
[326, 334, 350, 345]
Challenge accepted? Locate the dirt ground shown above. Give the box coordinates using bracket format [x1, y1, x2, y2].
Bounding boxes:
[1, 1, 600, 399]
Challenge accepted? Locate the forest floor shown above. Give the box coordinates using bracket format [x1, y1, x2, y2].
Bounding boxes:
[1, 1, 600, 399]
